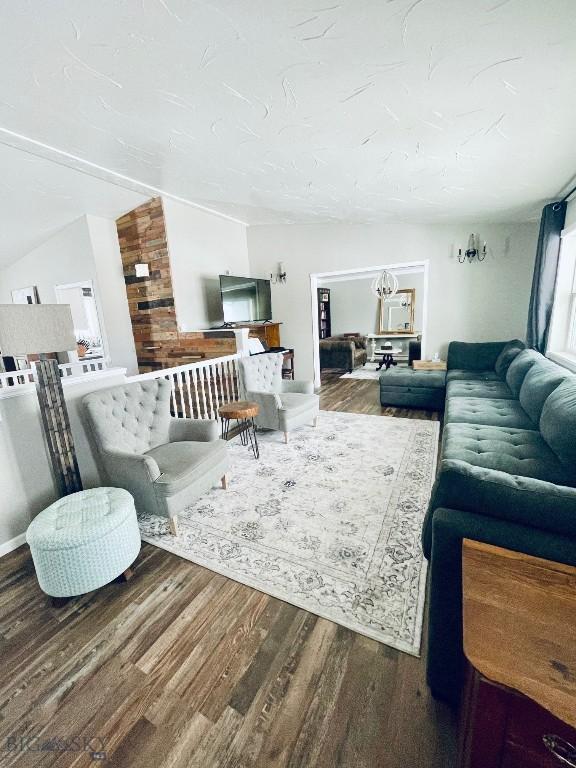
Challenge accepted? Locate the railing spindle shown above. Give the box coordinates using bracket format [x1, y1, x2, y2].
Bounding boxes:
[198, 367, 208, 419]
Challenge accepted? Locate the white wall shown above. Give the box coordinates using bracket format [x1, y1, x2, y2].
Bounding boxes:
[0, 217, 95, 306]
[0, 368, 127, 552]
[0, 215, 139, 374]
[247, 221, 539, 380]
[163, 198, 250, 331]
[328, 271, 424, 337]
[87, 215, 139, 375]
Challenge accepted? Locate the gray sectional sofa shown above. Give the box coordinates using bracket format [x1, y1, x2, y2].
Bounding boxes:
[423, 340, 576, 704]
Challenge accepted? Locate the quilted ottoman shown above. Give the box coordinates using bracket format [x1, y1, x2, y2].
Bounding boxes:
[380, 368, 446, 410]
[26, 487, 141, 598]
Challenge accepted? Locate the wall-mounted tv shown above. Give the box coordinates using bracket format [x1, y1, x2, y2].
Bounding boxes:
[219, 275, 272, 324]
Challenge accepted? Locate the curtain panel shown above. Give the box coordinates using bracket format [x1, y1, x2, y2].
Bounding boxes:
[526, 201, 567, 352]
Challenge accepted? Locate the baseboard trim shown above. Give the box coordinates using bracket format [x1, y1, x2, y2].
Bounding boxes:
[0, 533, 26, 558]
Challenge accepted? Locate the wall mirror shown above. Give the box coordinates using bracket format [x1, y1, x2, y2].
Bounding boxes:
[378, 288, 415, 334]
[54, 280, 105, 359]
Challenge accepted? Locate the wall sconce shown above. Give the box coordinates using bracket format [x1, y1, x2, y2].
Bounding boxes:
[270, 262, 287, 284]
[135, 263, 150, 277]
[458, 234, 487, 263]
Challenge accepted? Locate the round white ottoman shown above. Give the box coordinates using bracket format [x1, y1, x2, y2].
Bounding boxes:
[26, 487, 141, 598]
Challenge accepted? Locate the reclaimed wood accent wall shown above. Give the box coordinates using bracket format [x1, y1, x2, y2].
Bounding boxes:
[116, 197, 237, 373]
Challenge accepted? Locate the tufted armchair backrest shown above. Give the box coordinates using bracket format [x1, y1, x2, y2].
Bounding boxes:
[238, 353, 283, 394]
[83, 379, 172, 455]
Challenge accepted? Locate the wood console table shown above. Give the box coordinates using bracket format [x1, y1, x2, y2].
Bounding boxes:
[459, 540, 576, 767]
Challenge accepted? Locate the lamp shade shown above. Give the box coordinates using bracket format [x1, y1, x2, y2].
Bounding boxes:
[0, 304, 76, 354]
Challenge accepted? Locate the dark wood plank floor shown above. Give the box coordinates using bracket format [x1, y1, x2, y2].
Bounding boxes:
[0, 373, 455, 768]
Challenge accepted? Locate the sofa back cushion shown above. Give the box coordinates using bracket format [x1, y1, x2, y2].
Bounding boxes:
[447, 340, 518, 372]
[505, 349, 543, 395]
[494, 339, 526, 377]
[519, 361, 569, 424]
[239, 352, 283, 393]
[83, 379, 172, 455]
[541, 378, 576, 470]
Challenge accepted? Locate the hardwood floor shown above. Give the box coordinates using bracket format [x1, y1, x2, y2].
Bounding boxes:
[0, 373, 455, 768]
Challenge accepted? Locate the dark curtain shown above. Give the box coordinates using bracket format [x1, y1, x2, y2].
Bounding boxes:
[526, 201, 567, 352]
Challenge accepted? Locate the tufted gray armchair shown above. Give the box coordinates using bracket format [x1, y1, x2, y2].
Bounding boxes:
[83, 378, 229, 535]
[238, 353, 319, 443]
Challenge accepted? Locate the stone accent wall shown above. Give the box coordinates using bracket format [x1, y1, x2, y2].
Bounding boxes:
[116, 197, 236, 373]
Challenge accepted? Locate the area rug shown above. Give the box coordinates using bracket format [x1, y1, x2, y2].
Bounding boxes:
[340, 362, 408, 380]
[138, 410, 439, 656]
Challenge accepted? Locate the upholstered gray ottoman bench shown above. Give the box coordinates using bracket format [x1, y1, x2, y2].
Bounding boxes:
[379, 368, 446, 410]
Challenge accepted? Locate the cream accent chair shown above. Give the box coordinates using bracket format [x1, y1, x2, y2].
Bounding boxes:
[238, 353, 319, 443]
[83, 378, 229, 535]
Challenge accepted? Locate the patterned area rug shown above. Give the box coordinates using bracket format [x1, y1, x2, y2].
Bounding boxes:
[139, 410, 439, 656]
[340, 362, 409, 380]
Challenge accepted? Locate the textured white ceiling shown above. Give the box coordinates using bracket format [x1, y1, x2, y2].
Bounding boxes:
[0, 0, 576, 227]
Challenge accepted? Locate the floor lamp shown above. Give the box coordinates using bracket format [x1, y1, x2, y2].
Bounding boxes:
[0, 304, 83, 496]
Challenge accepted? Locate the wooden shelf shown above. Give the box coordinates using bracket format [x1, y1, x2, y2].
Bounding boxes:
[318, 287, 332, 340]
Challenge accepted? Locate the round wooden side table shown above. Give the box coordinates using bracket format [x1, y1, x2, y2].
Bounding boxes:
[219, 401, 260, 459]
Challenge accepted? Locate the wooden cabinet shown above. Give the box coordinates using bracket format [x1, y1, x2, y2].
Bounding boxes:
[459, 541, 576, 768]
[239, 322, 282, 348]
[460, 670, 576, 767]
[318, 288, 331, 339]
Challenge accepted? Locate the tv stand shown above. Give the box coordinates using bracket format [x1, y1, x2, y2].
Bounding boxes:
[236, 321, 282, 349]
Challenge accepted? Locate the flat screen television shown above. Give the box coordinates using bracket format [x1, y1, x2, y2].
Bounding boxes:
[219, 275, 272, 324]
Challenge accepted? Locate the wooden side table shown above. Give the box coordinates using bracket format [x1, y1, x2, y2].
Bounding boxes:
[459, 540, 576, 767]
[412, 360, 447, 370]
[219, 401, 260, 459]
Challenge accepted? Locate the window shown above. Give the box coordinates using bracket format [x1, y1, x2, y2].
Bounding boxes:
[547, 224, 576, 369]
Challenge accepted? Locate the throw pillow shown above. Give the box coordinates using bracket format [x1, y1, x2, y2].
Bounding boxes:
[494, 340, 526, 377]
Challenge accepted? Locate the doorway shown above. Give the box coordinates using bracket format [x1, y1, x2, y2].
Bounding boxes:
[310, 261, 429, 388]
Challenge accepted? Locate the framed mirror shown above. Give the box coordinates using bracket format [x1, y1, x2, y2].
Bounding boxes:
[378, 288, 415, 334]
[54, 280, 105, 359]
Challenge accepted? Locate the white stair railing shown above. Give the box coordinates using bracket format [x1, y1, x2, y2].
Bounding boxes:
[0, 369, 35, 390]
[0, 359, 109, 391]
[127, 354, 241, 420]
[58, 360, 108, 377]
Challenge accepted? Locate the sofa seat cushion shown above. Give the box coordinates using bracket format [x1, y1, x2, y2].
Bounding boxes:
[278, 392, 319, 416]
[446, 380, 514, 400]
[445, 396, 534, 429]
[379, 369, 447, 389]
[148, 439, 228, 496]
[26, 487, 137, 551]
[442, 423, 570, 485]
[446, 370, 500, 383]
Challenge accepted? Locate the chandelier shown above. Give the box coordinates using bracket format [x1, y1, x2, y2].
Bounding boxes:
[458, 234, 487, 263]
[371, 269, 399, 300]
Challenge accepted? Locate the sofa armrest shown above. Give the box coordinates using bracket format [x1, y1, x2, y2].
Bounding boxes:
[245, 389, 282, 427]
[101, 449, 161, 485]
[423, 459, 576, 557]
[169, 417, 219, 443]
[280, 379, 315, 395]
